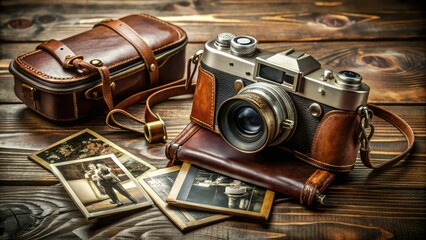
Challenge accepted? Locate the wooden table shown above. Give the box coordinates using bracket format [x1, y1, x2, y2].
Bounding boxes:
[1, 1, 425, 239]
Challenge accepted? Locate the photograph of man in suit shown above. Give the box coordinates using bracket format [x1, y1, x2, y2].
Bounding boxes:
[96, 163, 137, 206]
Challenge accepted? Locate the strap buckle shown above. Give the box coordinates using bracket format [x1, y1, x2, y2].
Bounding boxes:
[63, 55, 84, 69]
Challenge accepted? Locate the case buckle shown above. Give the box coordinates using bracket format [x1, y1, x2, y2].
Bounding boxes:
[21, 84, 37, 101]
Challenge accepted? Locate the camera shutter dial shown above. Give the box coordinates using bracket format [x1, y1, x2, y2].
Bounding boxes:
[230, 35, 257, 56]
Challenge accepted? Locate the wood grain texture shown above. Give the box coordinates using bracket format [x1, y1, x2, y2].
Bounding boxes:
[0, 0, 425, 42]
[1, 0, 425, 239]
[1, 185, 425, 239]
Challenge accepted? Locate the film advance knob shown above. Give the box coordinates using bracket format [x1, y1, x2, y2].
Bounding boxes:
[230, 35, 258, 56]
[336, 70, 363, 88]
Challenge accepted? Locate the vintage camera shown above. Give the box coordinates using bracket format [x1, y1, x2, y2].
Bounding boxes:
[190, 33, 370, 169]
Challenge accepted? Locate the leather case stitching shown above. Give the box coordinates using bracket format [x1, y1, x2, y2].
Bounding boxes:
[16, 14, 186, 82]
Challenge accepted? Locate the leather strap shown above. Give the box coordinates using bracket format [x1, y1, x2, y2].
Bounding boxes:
[37, 40, 81, 68]
[95, 19, 159, 87]
[106, 80, 195, 143]
[37, 40, 114, 110]
[106, 52, 201, 143]
[360, 104, 415, 170]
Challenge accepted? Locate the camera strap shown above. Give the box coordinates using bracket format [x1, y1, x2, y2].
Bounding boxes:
[105, 50, 202, 143]
[359, 104, 415, 170]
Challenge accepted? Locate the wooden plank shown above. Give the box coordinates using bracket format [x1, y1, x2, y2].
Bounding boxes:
[0, 0, 424, 42]
[1, 41, 425, 104]
[0, 185, 424, 239]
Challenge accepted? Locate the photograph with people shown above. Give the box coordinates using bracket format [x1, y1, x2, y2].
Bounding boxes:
[51, 155, 151, 218]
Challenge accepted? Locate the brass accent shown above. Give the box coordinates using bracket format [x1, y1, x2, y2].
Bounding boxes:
[233, 79, 245, 92]
[92, 91, 99, 98]
[110, 82, 116, 91]
[144, 114, 168, 143]
[318, 88, 325, 95]
[84, 84, 103, 100]
[21, 84, 37, 101]
[149, 63, 156, 72]
[315, 193, 326, 205]
[90, 59, 103, 67]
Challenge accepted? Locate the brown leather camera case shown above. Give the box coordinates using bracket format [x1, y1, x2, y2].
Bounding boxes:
[10, 14, 187, 121]
[166, 122, 335, 207]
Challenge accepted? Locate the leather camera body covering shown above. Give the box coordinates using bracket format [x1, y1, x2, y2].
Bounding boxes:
[189, 63, 362, 173]
[10, 14, 187, 121]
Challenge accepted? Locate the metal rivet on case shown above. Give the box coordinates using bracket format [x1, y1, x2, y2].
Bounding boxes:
[92, 91, 99, 98]
[110, 82, 116, 90]
[318, 88, 325, 95]
[90, 59, 103, 67]
[150, 63, 156, 72]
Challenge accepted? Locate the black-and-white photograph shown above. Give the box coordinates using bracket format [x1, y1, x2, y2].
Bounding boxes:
[29, 128, 155, 178]
[140, 166, 230, 232]
[51, 154, 152, 219]
[167, 163, 274, 220]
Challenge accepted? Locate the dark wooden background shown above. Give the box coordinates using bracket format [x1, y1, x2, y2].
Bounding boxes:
[0, 0, 425, 239]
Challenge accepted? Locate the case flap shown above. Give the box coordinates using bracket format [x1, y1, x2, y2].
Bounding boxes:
[168, 122, 335, 206]
[13, 14, 187, 84]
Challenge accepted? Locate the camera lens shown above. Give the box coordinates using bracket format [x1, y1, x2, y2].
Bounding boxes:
[220, 100, 267, 151]
[235, 106, 263, 135]
[218, 82, 296, 153]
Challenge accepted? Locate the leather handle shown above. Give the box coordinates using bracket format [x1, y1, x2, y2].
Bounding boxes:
[360, 104, 415, 169]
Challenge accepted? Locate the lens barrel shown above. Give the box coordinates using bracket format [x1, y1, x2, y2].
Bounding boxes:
[218, 82, 296, 153]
